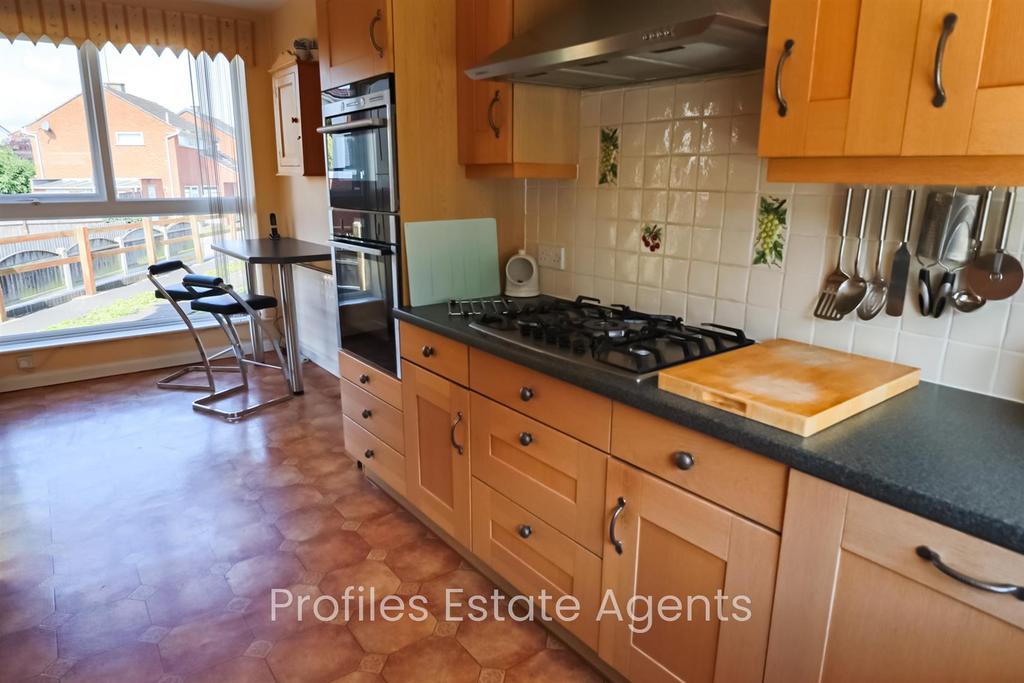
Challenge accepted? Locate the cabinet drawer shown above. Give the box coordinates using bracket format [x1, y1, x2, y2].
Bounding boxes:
[611, 402, 787, 530]
[341, 379, 404, 453]
[400, 321, 469, 385]
[470, 393, 606, 555]
[340, 350, 402, 409]
[471, 478, 602, 649]
[343, 416, 405, 496]
[469, 348, 612, 450]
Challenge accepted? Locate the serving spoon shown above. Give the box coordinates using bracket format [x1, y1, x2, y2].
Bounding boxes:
[835, 188, 872, 316]
[858, 188, 892, 320]
[951, 187, 993, 313]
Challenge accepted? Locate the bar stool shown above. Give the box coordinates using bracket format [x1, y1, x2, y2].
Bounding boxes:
[147, 260, 239, 392]
[183, 273, 294, 422]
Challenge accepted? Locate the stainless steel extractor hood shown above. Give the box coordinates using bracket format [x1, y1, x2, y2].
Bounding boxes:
[466, 0, 769, 89]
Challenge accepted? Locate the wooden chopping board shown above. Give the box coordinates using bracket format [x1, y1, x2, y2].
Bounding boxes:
[658, 339, 920, 437]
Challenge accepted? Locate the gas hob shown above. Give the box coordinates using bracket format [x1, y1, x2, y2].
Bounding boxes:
[457, 296, 754, 382]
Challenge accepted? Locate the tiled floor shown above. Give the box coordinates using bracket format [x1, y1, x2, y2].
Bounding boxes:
[0, 364, 607, 682]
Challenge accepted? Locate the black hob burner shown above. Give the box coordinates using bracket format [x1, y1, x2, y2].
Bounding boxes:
[467, 295, 753, 381]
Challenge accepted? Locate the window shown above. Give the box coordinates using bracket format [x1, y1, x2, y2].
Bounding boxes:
[0, 38, 256, 346]
[115, 132, 145, 146]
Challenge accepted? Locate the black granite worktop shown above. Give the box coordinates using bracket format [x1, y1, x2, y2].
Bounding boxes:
[396, 302, 1024, 555]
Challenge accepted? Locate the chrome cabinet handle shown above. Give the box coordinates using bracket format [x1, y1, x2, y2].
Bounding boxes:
[363, 449, 374, 459]
[361, 409, 372, 419]
[673, 451, 695, 470]
[421, 345, 435, 358]
[519, 386, 534, 402]
[932, 13, 957, 107]
[450, 411, 465, 455]
[487, 90, 501, 138]
[609, 497, 626, 555]
[518, 524, 532, 539]
[518, 432, 533, 447]
[369, 9, 384, 57]
[774, 39, 794, 117]
[916, 546, 1024, 600]
[359, 374, 370, 384]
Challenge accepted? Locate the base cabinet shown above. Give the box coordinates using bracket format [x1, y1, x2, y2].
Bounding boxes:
[598, 459, 780, 683]
[401, 360, 471, 546]
[765, 471, 1024, 683]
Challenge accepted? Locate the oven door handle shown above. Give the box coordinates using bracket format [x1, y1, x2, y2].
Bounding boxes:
[317, 118, 388, 134]
[331, 240, 393, 256]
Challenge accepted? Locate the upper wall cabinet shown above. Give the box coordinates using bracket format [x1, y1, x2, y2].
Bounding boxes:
[455, 0, 579, 179]
[270, 53, 325, 177]
[317, 0, 394, 91]
[760, 0, 1024, 184]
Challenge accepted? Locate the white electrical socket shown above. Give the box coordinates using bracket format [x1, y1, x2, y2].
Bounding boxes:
[16, 354, 34, 370]
[537, 245, 566, 270]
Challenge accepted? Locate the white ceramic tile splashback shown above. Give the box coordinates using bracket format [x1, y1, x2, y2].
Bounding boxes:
[525, 71, 1024, 402]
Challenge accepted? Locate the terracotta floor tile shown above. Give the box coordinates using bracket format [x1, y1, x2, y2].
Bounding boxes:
[355, 510, 427, 550]
[334, 487, 399, 521]
[348, 605, 437, 654]
[186, 655, 276, 683]
[62, 642, 164, 683]
[244, 583, 325, 642]
[420, 569, 500, 619]
[294, 530, 371, 573]
[385, 539, 462, 583]
[57, 598, 151, 659]
[275, 505, 346, 542]
[381, 635, 481, 683]
[145, 574, 236, 626]
[225, 552, 304, 597]
[0, 584, 55, 638]
[259, 484, 325, 517]
[314, 468, 367, 497]
[266, 624, 363, 683]
[332, 672, 384, 683]
[53, 565, 141, 614]
[135, 545, 218, 589]
[0, 627, 57, 680]
[244, 466, 306, 490]
[0, 553, 53, 596]
[505, 648, 606, 683]
[210, 523, 285, 565]
[320, 560, 402, 603]
[158, 611, 254, 675]
[456, 613, 547, 669]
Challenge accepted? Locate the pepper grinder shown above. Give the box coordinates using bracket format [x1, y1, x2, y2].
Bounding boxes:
[269, 213, 280, 240]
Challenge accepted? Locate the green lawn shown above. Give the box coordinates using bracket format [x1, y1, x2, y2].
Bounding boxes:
[46, 291, 160, 330]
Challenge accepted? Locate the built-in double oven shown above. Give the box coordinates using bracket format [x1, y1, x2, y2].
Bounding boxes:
[320, 75, 401, 377]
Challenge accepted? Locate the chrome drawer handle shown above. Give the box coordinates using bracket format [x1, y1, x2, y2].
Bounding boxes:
[774, 38, 794, 117]
[518, 524, 532, 539]
[421, 345, 435, 358]
[450, 411, 465, 455]
[932, 13, 957, 107]
[916, 546, 1024, 600]
[361, 409, 372, 419]
[673, 451, 695, 470]
[359, 374, 370, 384]
[363, 449, 374, 459]
[518, 432, 533, 447]
[519, 386, 534, 402]
[609, 497, 626, 556]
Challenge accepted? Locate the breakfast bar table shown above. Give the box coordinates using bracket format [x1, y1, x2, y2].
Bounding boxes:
[211, 237, 332, 394]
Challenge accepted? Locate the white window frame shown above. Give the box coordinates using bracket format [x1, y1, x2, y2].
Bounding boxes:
[114, 131, 145, 146]
[0, 41, 242, 221]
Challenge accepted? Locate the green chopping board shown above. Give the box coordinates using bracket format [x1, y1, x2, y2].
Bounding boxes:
[404, 218, 501, 306]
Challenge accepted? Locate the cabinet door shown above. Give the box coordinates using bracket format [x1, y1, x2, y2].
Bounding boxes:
[272, 68, 302, 173]
[401, 360, 471, 546]
[968, 0, 1024, 154]
[765, 472, 1024, 683]
[456, 0, 513, 164]
[598, 460, 780, 683]
[902, 0, 991, 155]
[318, 0, 393, 91]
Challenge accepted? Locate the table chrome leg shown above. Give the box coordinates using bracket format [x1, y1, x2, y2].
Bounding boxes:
[245, 261, 264, 363]
[278, 262, 304, 394]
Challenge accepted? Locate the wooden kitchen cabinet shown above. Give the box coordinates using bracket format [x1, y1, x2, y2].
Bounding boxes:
[765, 471, 1024, 683]
[316, 0, 393, 91]
[401, 360, 471, 546]
[761, 0, 1024, 184]
[270, 53, 325, 176]
[455, 0, 579, 179]
[598, 459, 780, 683]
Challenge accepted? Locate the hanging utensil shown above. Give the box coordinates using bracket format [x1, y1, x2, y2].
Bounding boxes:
[931, 193, 977, 318]
[886, 189, 916, 317]
[965, 188, 1023, 301]
[813, 188, 855, 321]
[857, 188, 892, 320]
[951, 187, 993, 313]
[834, 188, 872, 316]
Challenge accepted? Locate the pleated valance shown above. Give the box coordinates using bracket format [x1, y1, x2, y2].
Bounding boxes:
[0, 0, 254, 62]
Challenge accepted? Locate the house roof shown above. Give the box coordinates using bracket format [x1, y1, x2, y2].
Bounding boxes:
[177, 107, 235, 136]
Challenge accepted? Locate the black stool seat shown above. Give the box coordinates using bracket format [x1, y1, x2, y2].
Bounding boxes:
[155, 283, 217, 302]
[191, 293, 278, 315]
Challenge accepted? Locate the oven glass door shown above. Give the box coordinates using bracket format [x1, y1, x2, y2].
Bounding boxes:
[333, 240, 398, 375]
[323, 106, 396, 214]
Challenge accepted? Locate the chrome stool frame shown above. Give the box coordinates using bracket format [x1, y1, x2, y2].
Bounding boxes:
[147, 260, 240, 392]
[183, 273, 294, 422]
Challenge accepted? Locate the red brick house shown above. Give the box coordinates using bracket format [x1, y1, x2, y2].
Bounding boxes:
[17, 85, 237, 198]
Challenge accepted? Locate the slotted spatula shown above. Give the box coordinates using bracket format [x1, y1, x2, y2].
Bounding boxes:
[813, 188, 854, 321]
